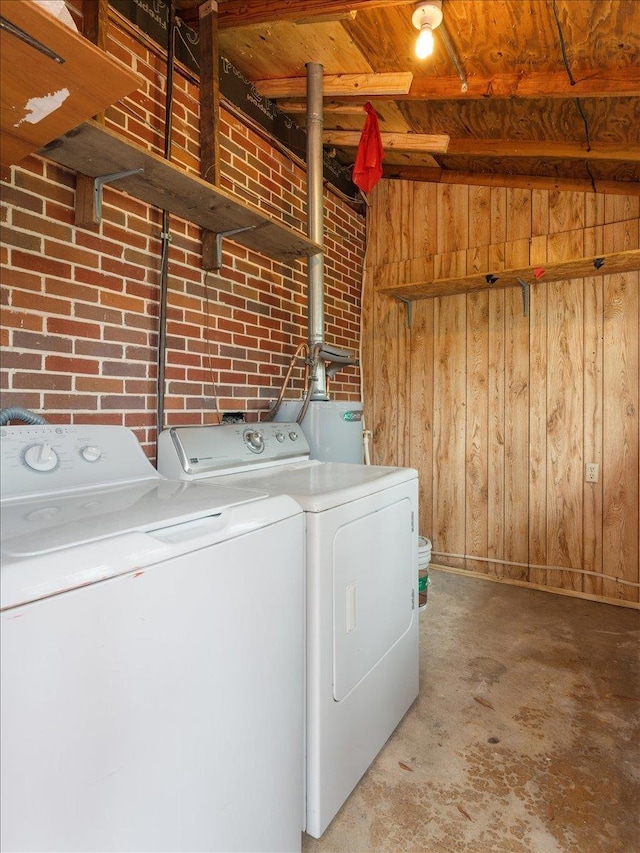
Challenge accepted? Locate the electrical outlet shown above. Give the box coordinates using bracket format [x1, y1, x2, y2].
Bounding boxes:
[586, 463, 599, 483]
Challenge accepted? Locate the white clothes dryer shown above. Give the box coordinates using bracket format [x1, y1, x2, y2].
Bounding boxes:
[1, 425, 304, 853]
[157, 422, 419, 838]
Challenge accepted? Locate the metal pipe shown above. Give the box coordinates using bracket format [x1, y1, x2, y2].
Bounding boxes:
[156, 0, 176, 439]
[306, 62, 328, 400]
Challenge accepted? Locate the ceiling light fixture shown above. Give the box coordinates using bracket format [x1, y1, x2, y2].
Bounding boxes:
[412, 0, 443, 59]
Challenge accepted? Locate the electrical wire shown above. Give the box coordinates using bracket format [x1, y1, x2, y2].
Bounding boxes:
[156, 0, 176, 439]
[552, 0, 576, 86]
[552, 0, 596, 189]
[575, 97, 592, 152]
[584, 159, 598, 193]
[265, 342, 309, 421]
[203, 271, 223, 423]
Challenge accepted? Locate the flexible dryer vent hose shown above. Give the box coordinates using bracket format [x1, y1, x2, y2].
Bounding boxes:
[0, 407, 49, 426]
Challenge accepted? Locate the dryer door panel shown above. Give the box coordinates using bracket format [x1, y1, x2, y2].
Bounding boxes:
[332, 495, 414, 701]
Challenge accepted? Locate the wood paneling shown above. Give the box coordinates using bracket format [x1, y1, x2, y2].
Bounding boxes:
[546, 278, 584, 590]
[602, 215, 640, 601]
[583, 273, 604, 597]
[433, 295, 467, 569]
[365, 180, 640, 606]
[409, 298, 434, 536]
[503, 193, 531, 581]
[465, 291, 489, 574]
[487, 288, 506, 577]
[529, 275, 548, 586]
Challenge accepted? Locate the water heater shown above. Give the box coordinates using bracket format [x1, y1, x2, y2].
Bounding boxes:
[273, 400, 363, 463]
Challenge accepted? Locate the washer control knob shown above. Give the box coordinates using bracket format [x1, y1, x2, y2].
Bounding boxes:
[244, 430, 265, 453]
[81, 445, 102, 463]
[24, 443, 58, 472]
[275, 432, 285, 443]
[288, 431, 298, 441]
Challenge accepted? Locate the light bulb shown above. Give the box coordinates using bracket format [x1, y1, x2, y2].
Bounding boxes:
[416, 23, 434, 59]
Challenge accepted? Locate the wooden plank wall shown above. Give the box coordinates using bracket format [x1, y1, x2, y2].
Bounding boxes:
[363, 181, 640, 606]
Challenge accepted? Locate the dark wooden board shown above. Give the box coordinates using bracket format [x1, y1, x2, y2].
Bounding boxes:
[40, 120, 322, 262]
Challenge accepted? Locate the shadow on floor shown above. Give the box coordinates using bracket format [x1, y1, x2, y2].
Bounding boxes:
[303, 569, 640, 853]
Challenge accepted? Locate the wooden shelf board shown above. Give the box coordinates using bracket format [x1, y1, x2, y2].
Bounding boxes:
[377, 249, 640, 300]
[39, 121, 322, 263]
[0, 0, 141, 168]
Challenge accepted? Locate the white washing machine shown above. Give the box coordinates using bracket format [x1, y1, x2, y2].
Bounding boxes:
[157, 422, 419, 838]
[1, 425, 304, 853]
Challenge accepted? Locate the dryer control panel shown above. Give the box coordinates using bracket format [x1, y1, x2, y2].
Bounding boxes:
[158, 423, 310, 479]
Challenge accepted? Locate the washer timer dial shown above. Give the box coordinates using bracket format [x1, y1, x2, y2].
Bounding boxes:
[23, 443, 59, 472]
[244, 429, 265, 453]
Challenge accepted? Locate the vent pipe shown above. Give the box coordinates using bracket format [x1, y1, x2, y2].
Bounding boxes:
[306, 62, 328, 401]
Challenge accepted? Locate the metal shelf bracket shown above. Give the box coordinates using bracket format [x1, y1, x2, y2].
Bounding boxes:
[398, 296, 413, 328]
[214, 225, 259, 269]
[94, 168, 143, 221]
[516, 277, 530, 317]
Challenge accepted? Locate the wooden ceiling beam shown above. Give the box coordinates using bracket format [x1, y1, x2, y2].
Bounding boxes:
[255, 72, 413, 99]
[217, 0, 413, 27]
[294, 11, 357, 23]
[289, 102, 370, 114]
[324, 131, 450, 153]
[406, 67, 640, 99]
[326, 132, 639, 163]
[445, 139, 640, 163]
[271, 68, 640, 103]
[279, 101, 366, 114]
[381, 165, 640, 197]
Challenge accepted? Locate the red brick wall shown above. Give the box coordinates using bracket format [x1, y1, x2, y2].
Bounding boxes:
[0, 3, 365, 457]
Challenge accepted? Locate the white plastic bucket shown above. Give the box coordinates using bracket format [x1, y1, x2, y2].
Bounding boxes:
[418, 536, 432, 568]
[418, 536, 431, 611]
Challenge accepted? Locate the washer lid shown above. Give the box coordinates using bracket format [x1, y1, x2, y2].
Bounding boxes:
[1, 483, 300, 610]
[1, 478, 269, 558]
[217, 461, 417, 512]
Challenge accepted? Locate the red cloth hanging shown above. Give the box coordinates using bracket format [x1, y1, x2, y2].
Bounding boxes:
[352, 102, 384, 193]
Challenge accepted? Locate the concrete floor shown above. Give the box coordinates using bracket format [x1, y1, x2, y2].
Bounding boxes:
[302, 569, 640, 853]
